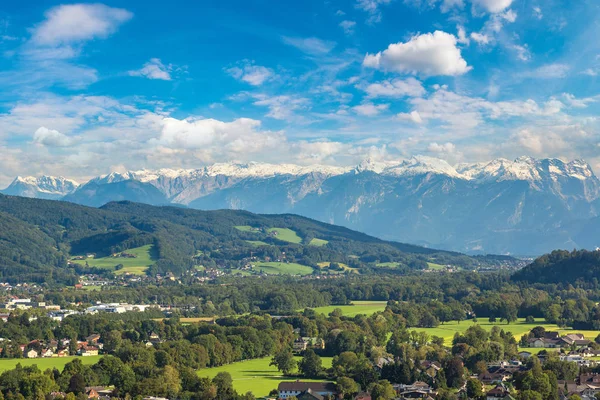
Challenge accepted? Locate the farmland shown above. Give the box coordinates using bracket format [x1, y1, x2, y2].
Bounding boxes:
[71, 244, 156, 275]
[245, 240, 270, 246]
[253, 262, 314, 275]
[0, 356, 101, 373]
[267, 228, 302, 244]
[307, 301, 389, 317]
[198, 356, 333, 397]
[309, 238, 329, 247]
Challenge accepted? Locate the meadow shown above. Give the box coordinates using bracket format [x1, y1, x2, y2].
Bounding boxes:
[309, 238, 329, 247]
[198, 356, 333, 397]
[245, 240, 270, 246]
[267, 228, 302, 244]
[307, 301, 389, 317]
[0, 356, 101, 373]
[71, 245, 156, 275]
[254, 262, 314, 276]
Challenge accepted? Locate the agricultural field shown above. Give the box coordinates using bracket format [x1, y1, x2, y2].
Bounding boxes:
[375, 262, 401, 268]
[307, 301, 389, 317]
[309, 238, 329, 247]
[427, 262, 446, 270]
[253, 262, 313, 276]
[0, 356, 101, 373]
[198, 356, 333, 397]
[245, 240, 270, 246]
[267, 228, 302, 244]
[71, 244, 156, 275]
[316, 262, 358, 274]
[412, 318, 600, 346]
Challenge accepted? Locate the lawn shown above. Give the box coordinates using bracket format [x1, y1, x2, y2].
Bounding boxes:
[254, 262, 314, 276]
[268, 228, 302, 244]
[245, 240, 270, 247]
[0, 356, 101, 373]
[307, 301, 389, 317]
[412, 318, 600, 345]
[309, 238, 329, 247]
[198, 356, 332, 397]
[71, 245, 156, 275]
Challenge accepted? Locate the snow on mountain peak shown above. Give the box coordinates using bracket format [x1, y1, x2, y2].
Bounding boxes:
[382, 156, 462, 178]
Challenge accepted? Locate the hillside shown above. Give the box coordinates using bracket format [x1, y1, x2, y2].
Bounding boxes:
[0, 194, 499, 284]
[511, 249, 600, 284]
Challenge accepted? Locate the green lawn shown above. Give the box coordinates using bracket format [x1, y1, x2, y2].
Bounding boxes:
[0, 356, 101, 373]
[309, 238, 329, 247]
[307, 301, 389, 317]
[254, 262, 314, 276]
[246, 240, 270, 247]
[412, 318, 600, 345]
[268, 228, 302, 244]
[71, 245, 156, 275]
[198, 357, 332, 397]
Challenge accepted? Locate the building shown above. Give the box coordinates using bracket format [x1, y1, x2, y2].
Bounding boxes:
[394, 382, 437, 399]
[86, 334, 101, 344]
[277, 381, 337, 399]
[486, 384, 514, 400]
[293, 338, 308, 352]
[25, 349, 38, 358]
[79, 346, 99, 356]
[355, 392, 372, 400]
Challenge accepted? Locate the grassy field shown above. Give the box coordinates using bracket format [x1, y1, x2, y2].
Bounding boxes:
[376, 262, 401, 268]
[71, 245, 156, 275]
[0, 356, 101, 373]
[199, 357, 333, 397]
[427, 262, 446, 270]
[245, 240, 270, 246]
[254, 262, 314, 276]
[412, 318, 600, 345]
[307, 301, 389, 317]
[235, 226, 258, 232]
[309, 238, 329, 247]
[268, 228, 302, 244]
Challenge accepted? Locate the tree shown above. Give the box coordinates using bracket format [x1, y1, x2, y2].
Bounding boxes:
[526, 316, 535, 323]
[368, 380, 395, 400]
[270, 348, 297, 376]
[466, 379, 483, 399]
[443, 357, 465, 389]
[337, 377, 360, 399]
[519, 391, 543, 400]
[103, 330, 123, 353]
[299, 350, 323, 378]
[68, 374, 86, 395]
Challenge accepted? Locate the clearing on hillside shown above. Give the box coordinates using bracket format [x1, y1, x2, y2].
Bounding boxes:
[71, 244, 156, 275]
[253, 261, 313, 275]
[267, 228, 302, 243]
[307, 301, 389, 317]
[309, 238, 329, 246]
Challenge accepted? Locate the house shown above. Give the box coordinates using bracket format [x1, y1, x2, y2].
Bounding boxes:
[560, 334, 592, 348]
[579, 348, 600, 357]
[355, 392, 372, 400]
[297, 389, 325, 400]
[41, 349, 54, 358]
[293, 338, 308, 352]
[56, 350, 69, 357]
[79, 346, 99, 356]
[560, 353, 595, 367]
[518, 351, 532, 359]
[394, 382, 437, 399]
[486, 384, 513, 400]
[277, 381, 337, 399]
[420, 360, 441, 377]
[86, 334, 101, 344]
[149, 332, 160, 342]
[25, 349, 38, 358]
[86, 388, 99, 399]
[478, 371, 512, 385]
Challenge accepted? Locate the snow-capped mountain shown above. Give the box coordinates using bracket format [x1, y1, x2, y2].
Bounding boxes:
[2, 157, 599, 254]
[1, 176, 79, 200]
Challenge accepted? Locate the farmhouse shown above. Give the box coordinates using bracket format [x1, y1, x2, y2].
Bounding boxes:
[277, 381, 337, 399]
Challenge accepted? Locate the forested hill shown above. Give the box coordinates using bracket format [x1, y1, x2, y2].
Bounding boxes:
[0, 193, 498, 284]
[511, 249, 600, 284]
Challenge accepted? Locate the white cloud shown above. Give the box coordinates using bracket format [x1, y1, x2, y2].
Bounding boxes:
[471, 0, 513, 13]
[428, 142, 456, 154]
[339, 20, 357, 35]
[470, 32, 490, 45]
[32, 126, 73, 147]
[352, 102, 390, 116]
[226, 61, 274, 86]
[562, 93, 595, 108]
[501, 9, 517, 23]
[282, 36, 336, 55]
[31, 4, 132, 46]
[532, 6, 543, 19]
[512, 44, 531, 61]
[397, 111, 424, 124]
[441, 0, 465, 13]
[129, 58, 172, 80]
[583, 68, 598, 77]
[250, 94, 310, 121]
[363, 31, 472, 76]
[457, 26, 470, 45]
[356, 0, 392, 24]
[520, 63, 570, 79]
[363, 77, 426, 98]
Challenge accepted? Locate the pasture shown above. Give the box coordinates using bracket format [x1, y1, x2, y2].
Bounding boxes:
[253, 262, 314, 276]
[268, 228, 302, 244]
[71, 245, 156, 275]
[198, 356, 333, 397]
[307, 301, 389, 317]
[0, 356, 101, 373]
[245, 240, 270, 246]
[309, 238, 329, 247]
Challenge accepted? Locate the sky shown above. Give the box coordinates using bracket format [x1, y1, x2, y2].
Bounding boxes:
[0, 0, 599, 185]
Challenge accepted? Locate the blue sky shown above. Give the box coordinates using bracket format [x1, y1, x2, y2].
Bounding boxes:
[0, 0, 599, 184]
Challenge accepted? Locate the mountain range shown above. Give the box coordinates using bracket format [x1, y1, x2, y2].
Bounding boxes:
[3, 156, 599, 255]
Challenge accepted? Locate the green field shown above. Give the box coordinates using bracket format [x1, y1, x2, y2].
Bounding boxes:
[0, 356, 101, 373]
[71, 245, 156, 275]
[307, 301, 389, 317]
[375, 262, 401, 268]
[427, 262, 446, 270]
[254, 262, 314, 275]
[199, 357, 332, 397]
[412, 318, 600, 345]
[309, 238, 329, 247]
[245, 240, 270, 246]
[268, 228, 302, 244]
[235, 226, 258, 232]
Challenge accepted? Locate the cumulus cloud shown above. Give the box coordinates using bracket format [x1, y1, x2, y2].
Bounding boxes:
[32, 126, 73, 147]
[282, 36, 336, 55]
[226, 61, 274, 86]
[428, 142, 456, 154]
[397, 111, 424, 124]
[352, 102, 390, 116]
[457, 26, 470, 45]
[31, 3, 132, 46]
[356, 0, 392, 24]
[363, 31, 472, 76]
[470, 32, 490, 45]
[250, 94, 310, 121]
[471, 0, 513, 13]
[339, 20, 357, 35]
[129, 58, 172, 80]
[363, 77, 426, 98]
